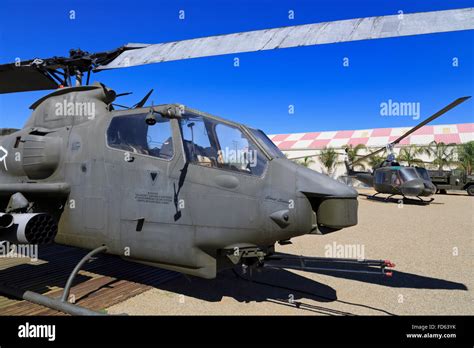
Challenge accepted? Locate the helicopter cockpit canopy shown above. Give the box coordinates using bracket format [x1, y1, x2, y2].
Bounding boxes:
[107, 113, 174, 159]
[398, 167, 421, 182]
[415, 167, 431, 181]
[178, 112, 268, 176]
[247, 128, 285, 159]
[106, 108, 274, 176]
[374, 166, 425, 186]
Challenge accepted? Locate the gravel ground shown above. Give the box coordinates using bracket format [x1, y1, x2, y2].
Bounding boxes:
[108, 189, 473, 316]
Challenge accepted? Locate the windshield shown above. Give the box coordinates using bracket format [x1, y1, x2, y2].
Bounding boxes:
[248, 128, 285, 158]
[399, 167, 421, 182]
[415, 167, 430, 181]
[179, 114, 268, 176]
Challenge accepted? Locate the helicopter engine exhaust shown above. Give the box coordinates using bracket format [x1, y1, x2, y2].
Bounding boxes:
[0, 213, 58, 244]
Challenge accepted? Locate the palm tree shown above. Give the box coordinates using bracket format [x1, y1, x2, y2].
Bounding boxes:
[359, 147, 387, 171]
[398, 145, 424, 167]
[296, 156, 315, 168]
[318, 147, 339, 177]
[366, 154, 386, 170]
[345, 144, 367, 170]
[457, 141, 474, 175]
[423, 141, 456, 170]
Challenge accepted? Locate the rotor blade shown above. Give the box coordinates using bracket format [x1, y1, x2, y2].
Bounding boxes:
[0, 63, 59, 93]
[97, 8, 474, 70]
[116, 92, 133, 97]
[351, 96, 471, 166]
[0, 46, 143, 94]
[288, 154, 320, 161]
[133, 89, 154, 108]
[288, 152, 345, 161]
[111, 103, 131, 109]
[390, 96, 471, 145]
[351, 147, 387, 166]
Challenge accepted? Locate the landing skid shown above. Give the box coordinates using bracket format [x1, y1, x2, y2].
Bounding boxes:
[261, 254, 395, 277]
[366, 193, 434, 205]
[414, 196, 435, 204]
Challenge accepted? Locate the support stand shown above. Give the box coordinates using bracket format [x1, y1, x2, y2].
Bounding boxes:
[0, 245, 109, 316]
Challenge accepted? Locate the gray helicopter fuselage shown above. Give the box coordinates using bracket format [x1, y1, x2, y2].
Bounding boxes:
[0, 85, 358, 278]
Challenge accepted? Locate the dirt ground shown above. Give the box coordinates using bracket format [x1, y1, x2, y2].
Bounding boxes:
[108, 189, 473, 315]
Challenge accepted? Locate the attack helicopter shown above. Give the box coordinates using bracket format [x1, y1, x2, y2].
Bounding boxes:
[0, 7, 472, 315]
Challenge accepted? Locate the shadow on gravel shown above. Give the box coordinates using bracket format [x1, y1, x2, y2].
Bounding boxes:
[155, 268, 396, 315]
[267, 252, 467, 291]
[298, 269, 468, 290]
[158, 267, 337, 303]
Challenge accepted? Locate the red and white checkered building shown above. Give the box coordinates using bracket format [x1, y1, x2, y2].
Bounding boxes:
[269, 123, 474, 151]
[269, 123, 474, 177]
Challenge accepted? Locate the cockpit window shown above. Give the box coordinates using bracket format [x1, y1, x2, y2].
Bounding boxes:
[374, 170, 385, 184]
[248, 128, 285, 158]
[391, 172, 402, 186]
[399, 167, 420, 182]
[180, 115, 215, 166]
[107, 113, 174, 160]
[415, 167, 430, 181]
[179, 114, 267, 176]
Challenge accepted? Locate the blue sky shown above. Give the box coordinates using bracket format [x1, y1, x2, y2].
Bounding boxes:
[0, 0, 473, 134]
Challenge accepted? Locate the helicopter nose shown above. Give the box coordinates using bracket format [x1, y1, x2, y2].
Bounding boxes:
[295, 165, 358, 231]
[296, 164, 358, 197]
[400, 180, 425, 197]
[401, 180, 435, 197]
[421, 181, 436, 196]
